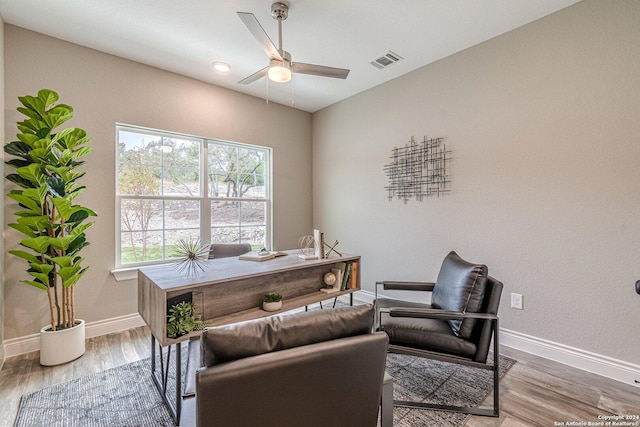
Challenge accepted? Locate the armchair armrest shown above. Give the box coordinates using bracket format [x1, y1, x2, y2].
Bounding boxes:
[374, 281, 435, 307]
[388, 307, 498, 321]
[375, 281, 435, 292]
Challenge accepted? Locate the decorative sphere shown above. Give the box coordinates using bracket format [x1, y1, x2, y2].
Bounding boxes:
[298, 235, 317, 256]
[323, 272, 337, 287]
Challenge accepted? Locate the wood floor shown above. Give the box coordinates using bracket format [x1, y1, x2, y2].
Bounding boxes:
[1, 325, 639, 426]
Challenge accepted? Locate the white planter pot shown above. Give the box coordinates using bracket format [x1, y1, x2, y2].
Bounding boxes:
[39, 319, 86, 366]
[262, 300, 282, 312]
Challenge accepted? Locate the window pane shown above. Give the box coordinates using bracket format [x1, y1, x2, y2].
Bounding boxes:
[210, 227, 241, 244]
[211, 200, 239, 226]
[239, 201, 266, 226]
[118, 165, 161, 196]
[237, 148, 266, 198]
[161, 137, 200, 168]
[162, 167, 200, 197]
[121, 199, 163, 232]
[165, 200, 200, 229]
[120, 231, 163, 264]
[240, 226, 265, 248]
[165, 229, 201, 259]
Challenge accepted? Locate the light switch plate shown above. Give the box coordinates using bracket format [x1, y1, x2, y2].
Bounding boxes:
[511, 293, 523, 310]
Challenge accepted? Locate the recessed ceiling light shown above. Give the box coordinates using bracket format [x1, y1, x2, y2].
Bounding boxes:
[212, 61, 231, 73]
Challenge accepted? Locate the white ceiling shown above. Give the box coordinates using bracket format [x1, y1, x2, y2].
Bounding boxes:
[0, 0, 581, 112]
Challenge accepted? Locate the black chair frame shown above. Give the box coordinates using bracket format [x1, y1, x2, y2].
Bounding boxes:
[375, 280, 501, 417]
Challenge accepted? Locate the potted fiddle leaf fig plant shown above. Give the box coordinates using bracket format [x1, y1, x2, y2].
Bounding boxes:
[4, 89, 97, 366]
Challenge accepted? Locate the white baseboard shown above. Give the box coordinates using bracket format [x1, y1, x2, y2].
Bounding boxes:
[356, 290, 640, 388]
[500, 328, 640, 387]
[2, 313, 146, 358]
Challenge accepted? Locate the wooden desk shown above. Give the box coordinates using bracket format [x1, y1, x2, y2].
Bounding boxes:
[138, 250, 361, 346]
[138, 251, 360, 423]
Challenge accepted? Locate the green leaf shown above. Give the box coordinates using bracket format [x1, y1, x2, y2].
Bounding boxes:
[67, 234, 90, 254]
[17, 106, 43, 121]
[8, 223, 37, 238]
[28, 262, 54, 274]
[57, 265, 81, 281]
[5, 158, 32, 169]
[4, 140, 32, 158]
[20, 236, 52, 254]
[62, 267, 87, 288]
[19, 95, 46, 116]
[36, 126, 51, 139]
[15, 215, 50, 230]
[27, 271, 50, 284]
[16, 163, 45, 186]
[21, 280, 48, 291]
[68, 208, 89, 224]
[5, 173, 34, 189]
[38, 89, 59, 109]
[42, 110, 74, 130]
[8, 250, 40, 263]
[46, 176, 66, 197]
[6, 192, 41, 212]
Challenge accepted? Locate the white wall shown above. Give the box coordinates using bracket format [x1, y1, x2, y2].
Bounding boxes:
[3, 26, 312, 340]
[313, 0, 640, 366]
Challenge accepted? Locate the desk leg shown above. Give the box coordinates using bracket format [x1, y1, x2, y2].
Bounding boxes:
[150, 336, 182, 425]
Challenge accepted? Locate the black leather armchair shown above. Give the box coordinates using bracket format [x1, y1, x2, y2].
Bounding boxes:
[191, 304, 390, 427]
[375, 251, 503, 417]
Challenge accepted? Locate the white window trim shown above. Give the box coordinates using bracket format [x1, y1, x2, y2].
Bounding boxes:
[114, 123, 272, 273]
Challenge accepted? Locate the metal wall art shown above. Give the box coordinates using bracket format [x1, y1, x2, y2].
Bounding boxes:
[383, 136, 451, 203]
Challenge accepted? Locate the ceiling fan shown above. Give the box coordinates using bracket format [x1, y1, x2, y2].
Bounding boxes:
[237, 2, 350, 84]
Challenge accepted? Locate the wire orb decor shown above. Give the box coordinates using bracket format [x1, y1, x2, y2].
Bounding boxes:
[172, 237, 210, 277]
[298, 235, 318, 257]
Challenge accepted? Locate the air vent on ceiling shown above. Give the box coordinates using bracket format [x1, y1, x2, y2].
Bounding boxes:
[371, 50, 403, 69]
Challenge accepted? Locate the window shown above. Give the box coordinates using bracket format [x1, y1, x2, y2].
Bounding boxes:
[116, 125, 271, 267]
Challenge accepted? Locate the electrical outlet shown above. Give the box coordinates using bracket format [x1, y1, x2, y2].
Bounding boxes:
[511, 293, 523, 310]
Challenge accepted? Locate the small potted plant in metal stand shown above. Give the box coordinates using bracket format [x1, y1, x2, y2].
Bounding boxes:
[262, 292, 283, 312]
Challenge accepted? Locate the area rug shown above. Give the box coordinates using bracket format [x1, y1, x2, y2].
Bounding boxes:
[14, 348, 185, 427]
[386, 352, 514, 426]
[15, 349, 513, 427]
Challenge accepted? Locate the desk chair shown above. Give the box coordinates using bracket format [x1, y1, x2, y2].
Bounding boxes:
[375, 251, 503, 417]
[208, 243, 252, 259]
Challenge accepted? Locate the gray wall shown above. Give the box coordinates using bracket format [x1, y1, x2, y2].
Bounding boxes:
[0, 15, 5, 368]
[3, 26, 313, 340]
[312, 0, 640, 365]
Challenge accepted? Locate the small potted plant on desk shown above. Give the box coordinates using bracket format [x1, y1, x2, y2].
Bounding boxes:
[263, 292, 283, 312]
[166, 301, 208, 339]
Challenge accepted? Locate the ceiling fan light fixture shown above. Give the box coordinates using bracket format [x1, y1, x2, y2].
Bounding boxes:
[212, 61, 231, 73]
[268, 59, 291, 83]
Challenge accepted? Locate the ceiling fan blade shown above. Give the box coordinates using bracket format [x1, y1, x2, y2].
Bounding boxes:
[237, 12, 282, 61]
[238, 66, 269, 85]
[291, 62, 350, 79]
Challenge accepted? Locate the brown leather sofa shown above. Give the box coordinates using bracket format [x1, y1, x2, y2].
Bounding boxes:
[185, 304, 390, 427]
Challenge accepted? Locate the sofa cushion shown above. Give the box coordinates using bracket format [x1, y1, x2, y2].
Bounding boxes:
[201, 304, 375, 367]
[431, 251, 487, 338]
